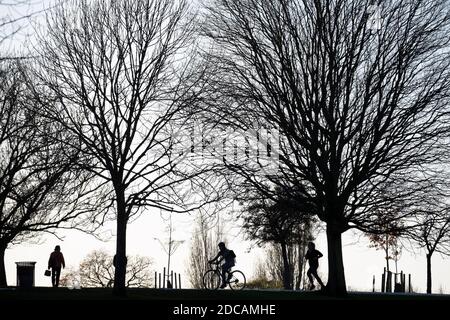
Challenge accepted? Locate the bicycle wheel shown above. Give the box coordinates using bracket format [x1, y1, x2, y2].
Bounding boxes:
[228, 270, 246, 290]
[203, 270, 221, 290]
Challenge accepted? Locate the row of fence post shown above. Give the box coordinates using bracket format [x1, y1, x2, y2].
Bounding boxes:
[376, 268, 411, 293]
[154, 267, 181, 289]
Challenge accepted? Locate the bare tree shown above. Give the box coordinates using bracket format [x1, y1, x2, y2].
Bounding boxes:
[0, 0, 50, 60]
[1, 0, 28, 59]
[188, 210, 226, 289]
[253, 222, 316, 291]
[406, 201, 450, 294]
[58, 267, 79, 288]
[61, 249, 153, 288]
[367, 213, 403, 273]
[0, 62, 96, 287]
[266, 244, 295, 289]
[241, 184, 314, 289]
[201, 0, 450, 295]
[154, 213, 185, 288]
[247, 254, 283, 289]
[294, 218, 315, 290]
[34, 0, 215, 295]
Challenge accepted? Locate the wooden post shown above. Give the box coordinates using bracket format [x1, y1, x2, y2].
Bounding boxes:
[400, 271, 405, 292]
[386, 271, 389, 293]
[387, 271, 392, 293]
[390, 272, 392, 292]
[381, 272, 385, 293]
[163, 267, 166, 289]
[179, 273, 181, 289]
[158, 272, 161, 289]
[155, 272, 157, 289]
[372, 275, 375, 292]
[403, 273, 406, 292]
[408, 274, 411, 293]
[171, 271, 174, 289]
[174, 272, 178, 289]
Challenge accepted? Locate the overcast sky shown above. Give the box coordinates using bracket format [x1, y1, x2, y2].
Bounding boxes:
[1, 0, 449, 293]
[5, 206, 450, 293]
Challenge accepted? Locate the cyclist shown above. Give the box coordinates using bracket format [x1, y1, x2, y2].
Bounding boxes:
[209, 242, 236, 289]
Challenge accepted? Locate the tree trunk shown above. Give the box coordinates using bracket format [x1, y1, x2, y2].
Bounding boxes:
[325, 223, 347, 296]
[280, 242, 292, 290]
[384, 234, 391, 272]
[426, 253, 432, 294]
[296, 240, 305, 290]
[0, 244, 7, 287]
[113, 190, 128, 296]
[385, 240, 390, 272]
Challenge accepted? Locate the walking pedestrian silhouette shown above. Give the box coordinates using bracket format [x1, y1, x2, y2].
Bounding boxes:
[48, 245, 65, 288]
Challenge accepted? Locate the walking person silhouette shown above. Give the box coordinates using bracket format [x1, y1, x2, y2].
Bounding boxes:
[305, 242, 325, 290]
[48, 245, 65, 287]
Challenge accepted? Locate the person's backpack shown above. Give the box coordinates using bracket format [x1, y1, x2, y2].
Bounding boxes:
[229, 250, 236, 259]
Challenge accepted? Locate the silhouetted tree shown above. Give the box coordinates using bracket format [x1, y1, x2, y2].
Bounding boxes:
[202, 0, 450, 295]
[266, 244, 296, 289]
[1, 0, 29, 60]
[247, 256, 283, 289]
[188, 211, 226, 289]
[60, 249, 153, 288]
[34, 0, 214, 295]
[406, 200, 450, 294]
[0, 62, 95, 287]
[367, 214, 403, 273]
[241, 185, 314, 289]
[294, 218, 316, 290]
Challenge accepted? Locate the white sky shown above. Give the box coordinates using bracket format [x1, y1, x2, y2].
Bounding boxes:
[2, 0, 450, 294]
[5, 207, 450, 293]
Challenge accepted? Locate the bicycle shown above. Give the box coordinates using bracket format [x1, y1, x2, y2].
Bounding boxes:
[202, 262, 246, 290]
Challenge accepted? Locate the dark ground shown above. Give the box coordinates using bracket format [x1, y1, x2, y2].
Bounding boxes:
[1, 288, 448, 319]
[0, 286, 449, 300]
